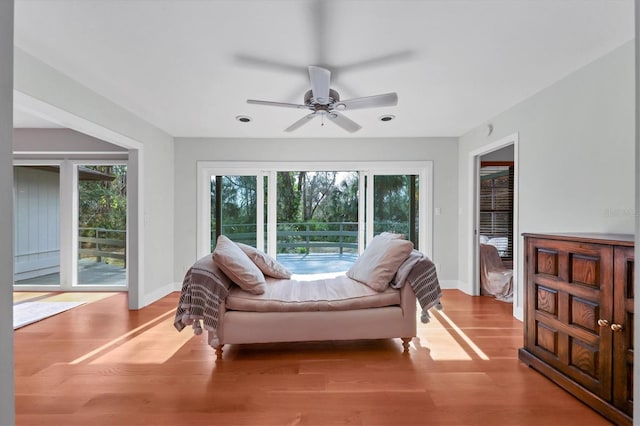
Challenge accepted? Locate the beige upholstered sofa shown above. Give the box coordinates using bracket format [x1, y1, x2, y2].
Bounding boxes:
[213, 274, 418, 359]
[174, 234, 442, 360]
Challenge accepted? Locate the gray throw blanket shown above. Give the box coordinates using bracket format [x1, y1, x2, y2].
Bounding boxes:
[406, 255, 444, 323]
[173, 254, 232, 347]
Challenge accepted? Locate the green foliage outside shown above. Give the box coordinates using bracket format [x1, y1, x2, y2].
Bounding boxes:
[78, 165, 127, 264]
[211, 171, 418, 252]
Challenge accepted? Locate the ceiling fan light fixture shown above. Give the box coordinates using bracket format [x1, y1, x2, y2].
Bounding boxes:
[236, 115, 252, 123]
[379, 114, 395, 122]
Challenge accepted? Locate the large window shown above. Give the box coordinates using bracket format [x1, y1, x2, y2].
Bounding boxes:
[200, 162, 432, 274]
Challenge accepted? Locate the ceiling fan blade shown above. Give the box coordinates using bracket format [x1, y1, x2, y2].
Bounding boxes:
[308, 66, 331, 104]
[247, 99, 309, 109]
[285, 112, 317, 132]
[336, 93, 398, 111]
[326, 111, 362, 133]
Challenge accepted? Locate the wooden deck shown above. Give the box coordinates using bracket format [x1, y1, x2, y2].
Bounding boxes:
[13, 289, 611, 425]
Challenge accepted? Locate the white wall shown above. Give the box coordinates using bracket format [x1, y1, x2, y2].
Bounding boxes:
[13, 48, 176, 308]
[14, 128, 127, 153]
[480, 144, 514, 162]
[458, 41, 635, 318]
[173, 137, 458, 284]
[0, 1, 15, 423]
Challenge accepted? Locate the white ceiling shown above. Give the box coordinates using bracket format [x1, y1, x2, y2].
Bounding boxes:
[13, 0, 634, 138]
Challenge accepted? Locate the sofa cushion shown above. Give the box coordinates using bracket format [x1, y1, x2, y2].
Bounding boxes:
[236, 242, 291, 279]
[346, 233, 414, 291]
[225, 273, 401, 312]
[213, 235, 266, 294]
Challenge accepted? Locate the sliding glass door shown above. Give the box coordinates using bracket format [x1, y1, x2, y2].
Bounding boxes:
[13, 160, 129, 290]
[76, 164, 127, 286]
[199, 162, 432, 274]
[275, 171, 359, 273]
[210, 175, 260, 251]
[370, 174, 419, 246]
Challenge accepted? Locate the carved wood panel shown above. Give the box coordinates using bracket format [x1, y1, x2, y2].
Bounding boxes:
[536, 285, 557, 317]
[569, 254, 600, 287]
[569, 296, 598, 334]
[569, 337, 599, 378]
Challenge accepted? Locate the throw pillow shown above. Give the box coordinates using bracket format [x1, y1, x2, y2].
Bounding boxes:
[213, 235, 266, 294]
[236, 242, 292, 279]
[346, 233, 414, 292]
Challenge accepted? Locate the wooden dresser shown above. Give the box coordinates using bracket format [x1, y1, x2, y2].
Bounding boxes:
[518, 233, 634, 425]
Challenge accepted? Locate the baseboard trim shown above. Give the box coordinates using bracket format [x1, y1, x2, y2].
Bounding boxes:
[142, 281, 178, 307]
[439, 279, 464, 290]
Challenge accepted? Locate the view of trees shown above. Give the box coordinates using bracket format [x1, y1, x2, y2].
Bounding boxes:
[78, 165, 127, 264]
[78, 165, 127, 232]
[210, 171, 418, 251]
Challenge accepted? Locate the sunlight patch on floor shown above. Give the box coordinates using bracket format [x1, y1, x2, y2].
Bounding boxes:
[69, 308, 189, 365]
[89, 316, 194, 364]
[40, 292, 118, 303]
[13, 292, 52, 303]
[418, 310, 490, 361]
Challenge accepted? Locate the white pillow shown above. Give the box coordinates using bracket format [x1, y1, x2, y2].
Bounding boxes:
[214, 235, 266, 294]
[347, 234, 414, 292]
[236, 242, 291, 279]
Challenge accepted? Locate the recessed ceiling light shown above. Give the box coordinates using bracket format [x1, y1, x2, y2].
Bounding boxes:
[379, 114, 395, 122]
[236, 115, 252, 123]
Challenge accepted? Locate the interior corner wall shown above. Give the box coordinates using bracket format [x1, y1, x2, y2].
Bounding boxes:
[457, 41, 635, 314]
[13, 48, 176, 309]
[173, 137, 458, 285]
[0, 1, 15, 424]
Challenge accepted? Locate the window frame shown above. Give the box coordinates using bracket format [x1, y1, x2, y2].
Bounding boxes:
[197, 161, 433, 261]
[13, 158, 129, 291]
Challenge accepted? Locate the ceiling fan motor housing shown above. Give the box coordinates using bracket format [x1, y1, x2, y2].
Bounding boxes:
[305, 89, 340, 111]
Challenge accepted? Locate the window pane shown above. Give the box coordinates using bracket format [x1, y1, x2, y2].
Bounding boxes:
[77, 165, 127, 286]
[373, 175, 418, 245]
[14, 166, 61, 286]
[211, 175, 258, 250]
[276, 171, 359, 273]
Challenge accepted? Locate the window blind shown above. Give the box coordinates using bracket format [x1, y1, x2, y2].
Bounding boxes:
[479, 162, 514, 260]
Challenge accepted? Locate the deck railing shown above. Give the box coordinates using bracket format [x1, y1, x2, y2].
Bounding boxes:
[78, 227, 126, 264]
[217, 221, 410, 254]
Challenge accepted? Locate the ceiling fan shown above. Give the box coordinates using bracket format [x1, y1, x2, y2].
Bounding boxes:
[247, 66, 398, 133]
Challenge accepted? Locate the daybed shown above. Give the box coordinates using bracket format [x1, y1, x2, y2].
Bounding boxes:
[174, 233, 442, 359]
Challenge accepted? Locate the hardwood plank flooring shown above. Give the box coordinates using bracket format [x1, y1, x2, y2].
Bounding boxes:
[14, 290, 612, 425]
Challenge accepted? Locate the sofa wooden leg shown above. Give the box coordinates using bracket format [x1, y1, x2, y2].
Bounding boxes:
[215, 344, 224, 360]
[401, 337, 412, 353]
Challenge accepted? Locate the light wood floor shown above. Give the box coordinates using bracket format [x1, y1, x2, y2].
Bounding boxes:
[14, 290, 612, 425]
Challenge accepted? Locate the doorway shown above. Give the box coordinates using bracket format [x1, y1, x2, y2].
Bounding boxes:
[469, 133, 521, 319]
[13, 161, 128, 290]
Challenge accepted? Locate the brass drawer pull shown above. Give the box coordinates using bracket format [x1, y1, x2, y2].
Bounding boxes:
[610, 323, 624, 332]
[597, 319, 610, 327]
